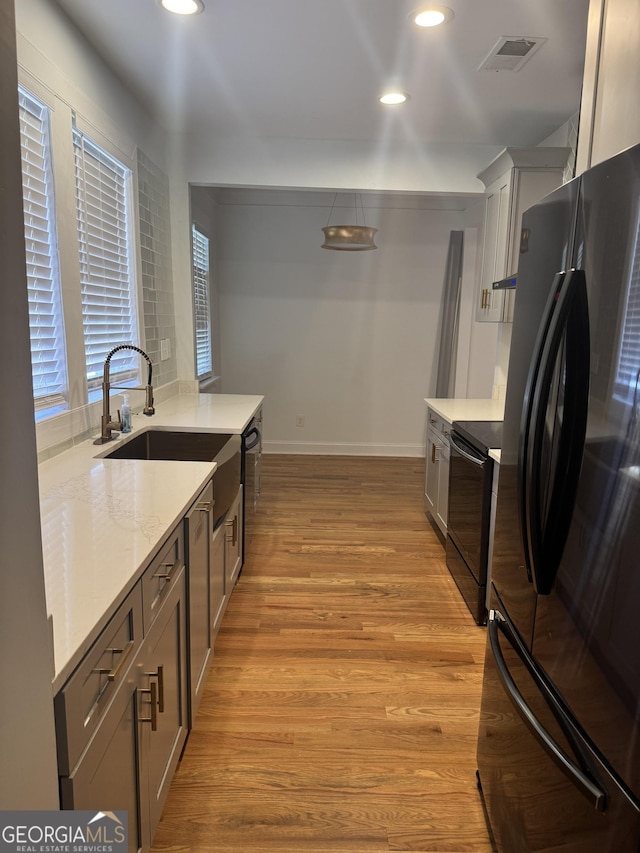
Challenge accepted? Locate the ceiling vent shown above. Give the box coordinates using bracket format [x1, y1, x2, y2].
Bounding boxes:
[478, 36, 546, 72]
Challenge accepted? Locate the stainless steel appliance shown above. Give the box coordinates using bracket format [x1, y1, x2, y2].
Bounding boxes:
[242, 408, 262, 556]
[446, 420, 502, 625]
[476, 143, 640, 849]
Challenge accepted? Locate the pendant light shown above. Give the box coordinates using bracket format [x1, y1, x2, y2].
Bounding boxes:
[321, 193, 378, 251]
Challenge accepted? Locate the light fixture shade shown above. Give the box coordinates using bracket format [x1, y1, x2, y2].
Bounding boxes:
[160, 0, 204, 15]
[321, 225, 378, 251]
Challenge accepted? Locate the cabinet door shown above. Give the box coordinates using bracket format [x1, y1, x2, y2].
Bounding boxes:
[225, 487, 243, 589]
[425, 426, 440, 515]
[476, 179, 511, 322]
[60, 674, 143, 853]
[211, 522, 226, 638]
[138, 566, 188, 846]
[185, 482, 213, 722]
[437, 436, 450, 532]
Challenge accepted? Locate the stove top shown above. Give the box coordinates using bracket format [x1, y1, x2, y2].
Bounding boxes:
[452, 420, 503, 455]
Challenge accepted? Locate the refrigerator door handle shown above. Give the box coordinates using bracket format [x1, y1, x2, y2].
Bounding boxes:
[521, 269, 590, 594]
[519, 272, 567, 585]
[488, 611, 607, 812]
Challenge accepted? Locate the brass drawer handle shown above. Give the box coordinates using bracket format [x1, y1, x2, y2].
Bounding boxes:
[226, 516, 238, 547]
[139, 681, 158, 731]
[153, 561, 176, 582]
[197, 501, 212, 512]
[145, 665, 164, 713]
[105, 639, 135, 682]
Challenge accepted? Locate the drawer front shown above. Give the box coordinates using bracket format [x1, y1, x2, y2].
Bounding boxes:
[55, 584, 143, 776]
[427, 411, 449, 441]
[141, 526, 184, 634]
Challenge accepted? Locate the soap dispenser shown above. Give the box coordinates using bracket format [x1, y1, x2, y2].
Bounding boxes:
[121, 394, 132, 433]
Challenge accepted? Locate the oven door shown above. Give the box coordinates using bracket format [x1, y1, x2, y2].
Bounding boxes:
[447, 431, 492, 584]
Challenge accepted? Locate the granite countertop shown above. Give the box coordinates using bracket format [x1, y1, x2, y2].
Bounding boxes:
[40, 392, 263, 691]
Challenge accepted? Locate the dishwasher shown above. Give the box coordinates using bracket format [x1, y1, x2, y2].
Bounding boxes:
[445, 420, 502, 625]
[241, 408, 262, 555]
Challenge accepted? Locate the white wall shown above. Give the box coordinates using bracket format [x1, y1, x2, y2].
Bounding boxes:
[215, 200, 469, 455]
[183, 133, 501, 197]
[1, 0, 59, 807]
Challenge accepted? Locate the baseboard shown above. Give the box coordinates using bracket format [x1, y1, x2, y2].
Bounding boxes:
[263, 440, 423, 457]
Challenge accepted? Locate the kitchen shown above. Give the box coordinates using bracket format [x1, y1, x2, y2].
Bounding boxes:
[3, 0, 640, 849]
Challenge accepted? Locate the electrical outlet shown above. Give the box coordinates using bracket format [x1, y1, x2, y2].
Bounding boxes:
[296, 415, 305, 427]
[160, 338, 171, 361]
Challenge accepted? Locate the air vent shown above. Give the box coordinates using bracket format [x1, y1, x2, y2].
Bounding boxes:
[478, 36, 546, 72]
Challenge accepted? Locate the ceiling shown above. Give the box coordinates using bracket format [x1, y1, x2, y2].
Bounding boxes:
[53, 0, 590, 152]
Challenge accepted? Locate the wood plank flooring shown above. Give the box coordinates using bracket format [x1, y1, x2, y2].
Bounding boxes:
[151, 455, 493, 853]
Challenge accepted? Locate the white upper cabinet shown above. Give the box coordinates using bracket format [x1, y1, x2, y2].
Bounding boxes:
[475, 147, 570, 323]
[577, 0, 640, 173]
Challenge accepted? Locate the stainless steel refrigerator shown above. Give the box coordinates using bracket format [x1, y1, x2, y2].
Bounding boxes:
[476, 142, 640, 851]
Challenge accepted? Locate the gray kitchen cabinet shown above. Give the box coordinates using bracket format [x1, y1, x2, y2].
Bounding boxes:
[137, 563, 188, 845]
[225, 485, 243, 589]
[58, 611, 143, 853]
[476, 147, 570, 323]
[56, 525, 188, 853]
[185, 480, 214, 722]
[211, 521, 226, 638]
[425, 411, 450, 537]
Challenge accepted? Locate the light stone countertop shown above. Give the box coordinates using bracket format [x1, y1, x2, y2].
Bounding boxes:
[40, 392, 263, 692]
[424, 397, 505, 425]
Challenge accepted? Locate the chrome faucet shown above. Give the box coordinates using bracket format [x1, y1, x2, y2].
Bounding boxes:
[94, 344, 155, 444]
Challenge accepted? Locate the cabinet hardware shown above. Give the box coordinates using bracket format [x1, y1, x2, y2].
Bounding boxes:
[226, 516, 238, 547]
[431, 444, 440, 464]
[145, 665, 164, 713]
[139, 681, 158, 731]
[104, 640, 135, 682]
[197, 501, 212, 512]
[153, 562, 175, 581]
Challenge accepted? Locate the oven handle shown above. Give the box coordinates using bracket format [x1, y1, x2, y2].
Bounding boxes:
[449, 434, 485, 466]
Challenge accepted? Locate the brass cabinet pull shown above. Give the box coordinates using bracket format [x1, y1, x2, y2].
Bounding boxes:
[226, 516, 238, 547]
[139, 681, 158, 731]
[153, 561, 176, 582]
[145, 665, 165, 713]
[105, 639, 135, 682]
[197, 501, 212, 512]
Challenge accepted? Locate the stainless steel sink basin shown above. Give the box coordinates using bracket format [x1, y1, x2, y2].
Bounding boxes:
[104, 429, 233, 461]
[105, 430, 241, 526]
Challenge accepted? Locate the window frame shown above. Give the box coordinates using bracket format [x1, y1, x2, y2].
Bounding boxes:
[18, 84, 69, 417]
[191, 223, 213, 381]
[73, 124, 141, 397]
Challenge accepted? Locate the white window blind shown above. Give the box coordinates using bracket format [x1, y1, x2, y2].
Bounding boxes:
[73, 128, 138, 390]
[18, 87, 67, 411]
[192, 225, 213, 378]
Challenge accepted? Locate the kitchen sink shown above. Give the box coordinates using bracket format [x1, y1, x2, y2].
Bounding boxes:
[104, 429, 234, 462]
[105, 430, 241, 526]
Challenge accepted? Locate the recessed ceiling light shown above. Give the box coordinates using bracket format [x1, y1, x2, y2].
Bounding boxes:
[411, 5, 454, 28]
[379, 92, 410, 105]
[160, 0, 204, 15]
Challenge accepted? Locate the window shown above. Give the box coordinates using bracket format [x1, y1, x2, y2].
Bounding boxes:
[73, 128, 139, 392]
[192, 225, 213, 378]
[18, 87, 68, 412]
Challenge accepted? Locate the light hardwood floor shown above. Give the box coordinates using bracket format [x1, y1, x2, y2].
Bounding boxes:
[151, 455, 494, 853]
